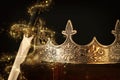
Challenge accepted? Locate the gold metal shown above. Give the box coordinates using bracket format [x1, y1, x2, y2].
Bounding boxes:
[28, 0, 52, 15]
[9, 0, 53, 40]
[5, 0, 120, 80]
[25, 20, 120, 64]
[8, 0, 120, 68]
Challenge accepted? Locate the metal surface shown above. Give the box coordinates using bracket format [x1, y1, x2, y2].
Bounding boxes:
[25, 20, 120, 64]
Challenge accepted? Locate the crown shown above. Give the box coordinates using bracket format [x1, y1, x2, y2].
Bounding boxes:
[7, 0, 120, 80]
[8, 0, 120, 65]
[23, 19, 120, 64]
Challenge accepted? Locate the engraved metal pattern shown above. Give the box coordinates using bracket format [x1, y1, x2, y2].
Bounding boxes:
[25, 19, 120, 64]
[109, 20, 120, 63]
[86, 38, 108, 64]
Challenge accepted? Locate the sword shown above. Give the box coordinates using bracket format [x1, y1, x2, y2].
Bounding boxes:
[8, 35, 33, 80]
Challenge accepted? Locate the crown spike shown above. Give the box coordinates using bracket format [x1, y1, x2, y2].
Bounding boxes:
[62, 20, 77, 36]
[112, 20, 120, 43]
[115, 19, 120, 30]
[112, 19, 120, 34]
[87, 36, 97, 45]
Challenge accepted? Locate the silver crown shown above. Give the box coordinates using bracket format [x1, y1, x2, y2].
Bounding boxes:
[25, 19, 120, 64]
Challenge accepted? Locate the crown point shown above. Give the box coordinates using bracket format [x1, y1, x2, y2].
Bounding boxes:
[67, 19, 72, 23]
[66, 20, 73, 29]
[92, 37, 97, 42]
[112, 19, 120, 35]
[93, 36, 97, 40]
[62, 20, 77, 36]
[91, 36, 98, 44]
[115, 19, 120, 29]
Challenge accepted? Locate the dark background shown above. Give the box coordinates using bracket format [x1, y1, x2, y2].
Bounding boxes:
[0, 0, 120, 53]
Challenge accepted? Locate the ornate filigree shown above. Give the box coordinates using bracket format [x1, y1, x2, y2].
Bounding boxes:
[24, 19, 120, 64]
[86, 38, 107, 64]
[109, 20, 120, 63]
